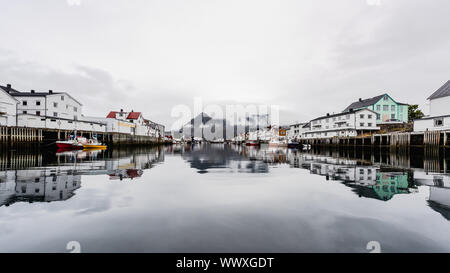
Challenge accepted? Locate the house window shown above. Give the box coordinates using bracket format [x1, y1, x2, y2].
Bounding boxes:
[391, 105, 396, 111]
[74, 107, 78, 112]
[391, 114, 395, 120]
[36, 111, 41, 116]
[36, 101, 41, 106]
[23, 111, 27, 114]
[377, 114, 381, 120]
[384, 96, 388, 101]
[383, 105, 389, 111]
[376, 105, 381, 111]
[53, 112, 58, 117]
[61, 96, 64, 101]
[360, 123, 365, 127]
[368, 115, 372, 119]
[434, 118, 444, 127]
[360, 114, 364, 119]
[368, 123, 373, 127]
[53, 102, 58, 108]
[23, 101, 27, 106]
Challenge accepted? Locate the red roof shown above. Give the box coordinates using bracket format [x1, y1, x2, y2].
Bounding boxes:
[106, 111, 118, 118]
[127, 112, 142, 120]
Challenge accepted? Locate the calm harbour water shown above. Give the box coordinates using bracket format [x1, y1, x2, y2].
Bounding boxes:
[1, 144, 450, 253]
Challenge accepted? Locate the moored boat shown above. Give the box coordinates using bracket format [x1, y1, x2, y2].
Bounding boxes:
[55, 140, 83, 150]
[245, 140, 260, 146]
[288, 139, 300, 148]
[269, 138, 288, 147]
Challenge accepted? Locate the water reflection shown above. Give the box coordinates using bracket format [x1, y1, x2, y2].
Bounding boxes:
[1, 144, 450, 252]
[166, 144, 450, 220]
[0, 147, 164, 207]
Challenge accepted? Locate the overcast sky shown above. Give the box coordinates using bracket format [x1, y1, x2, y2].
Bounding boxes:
[1, 0, 449, 128]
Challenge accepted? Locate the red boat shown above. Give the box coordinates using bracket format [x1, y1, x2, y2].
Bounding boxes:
[245, 140, 260, 146]
[55, 140, 83, 150]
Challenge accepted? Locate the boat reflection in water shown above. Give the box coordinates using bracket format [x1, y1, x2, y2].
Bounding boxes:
[0, 147, 164, 207]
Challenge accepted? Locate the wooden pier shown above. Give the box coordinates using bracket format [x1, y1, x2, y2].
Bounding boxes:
[0, 126, 163, 147]
[299, 131, 450, 148]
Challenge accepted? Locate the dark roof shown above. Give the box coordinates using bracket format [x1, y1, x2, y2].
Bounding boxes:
[311, 108, 375, 122]
[0, 85, 21, 94]
[428, 80, 450, 100]
[1, 85, 62, 97]
[343, 94, 386, 112]
[9, 92, 61, 97]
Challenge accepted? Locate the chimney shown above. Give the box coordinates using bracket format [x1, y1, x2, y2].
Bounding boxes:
[6, 84, 11, 93]
[49, 90, 53, 94]
[359, 98, 362, 102]
[31, 90, 35, 94]
[326, 113, 330, 117]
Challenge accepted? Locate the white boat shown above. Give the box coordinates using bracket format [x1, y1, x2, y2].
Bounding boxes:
[269, 138, 288, 147]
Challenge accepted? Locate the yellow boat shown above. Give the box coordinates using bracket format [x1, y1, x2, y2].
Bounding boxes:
[83, 144, 107, 149]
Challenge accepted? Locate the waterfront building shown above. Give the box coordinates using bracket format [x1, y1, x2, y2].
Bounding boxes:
[1, 84, 107, 133]
[414, 80, 450, 132]
[343, 93, 409, 124]
[287, 122, 309, 140]
[106, 110, 165, 138]
[0, 85, 18, 127]
[2, 85, 83, 120]
[304, 109, 380, 139]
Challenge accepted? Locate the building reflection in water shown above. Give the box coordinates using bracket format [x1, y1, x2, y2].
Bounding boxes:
[285, 147, 450, 219]
[1, 144, 450, 222]
[0, 147, 164, 207]
[165, 144, 271, 174]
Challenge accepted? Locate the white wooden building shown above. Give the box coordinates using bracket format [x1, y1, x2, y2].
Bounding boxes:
[414, 80, 450, 132]
[7, 86, 82, 120]
[287, 122, 310, 140]
[106, 110, 165, 138]
[304, 109, 380, 139]
[0, 85, 18, 127]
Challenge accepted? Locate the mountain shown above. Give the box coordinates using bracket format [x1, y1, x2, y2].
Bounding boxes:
[172, 113, 270, 140]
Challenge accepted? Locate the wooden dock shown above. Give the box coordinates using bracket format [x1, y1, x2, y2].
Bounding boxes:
[0, 126, 164, 147]
[299, 130, 450, 148]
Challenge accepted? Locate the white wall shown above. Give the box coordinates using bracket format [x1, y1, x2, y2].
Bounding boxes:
[17, 114, 106, 132]
[430, 96, 450, 117]
[414, 116, 450, 132]
[15, 92, 82, 120]
[0, 90, 18, 127]
[305, 109, 379, 138]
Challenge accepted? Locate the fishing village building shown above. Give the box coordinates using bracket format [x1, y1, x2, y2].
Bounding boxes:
[0, 85, 18, 127]
[303, 109, 380, 139]
[343, 94, 409, 124]
[0, 83, 166, 144]
[414, 80, 450, 132]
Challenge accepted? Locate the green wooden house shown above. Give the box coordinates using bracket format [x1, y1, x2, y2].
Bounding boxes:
[343, 94, 408, 124]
